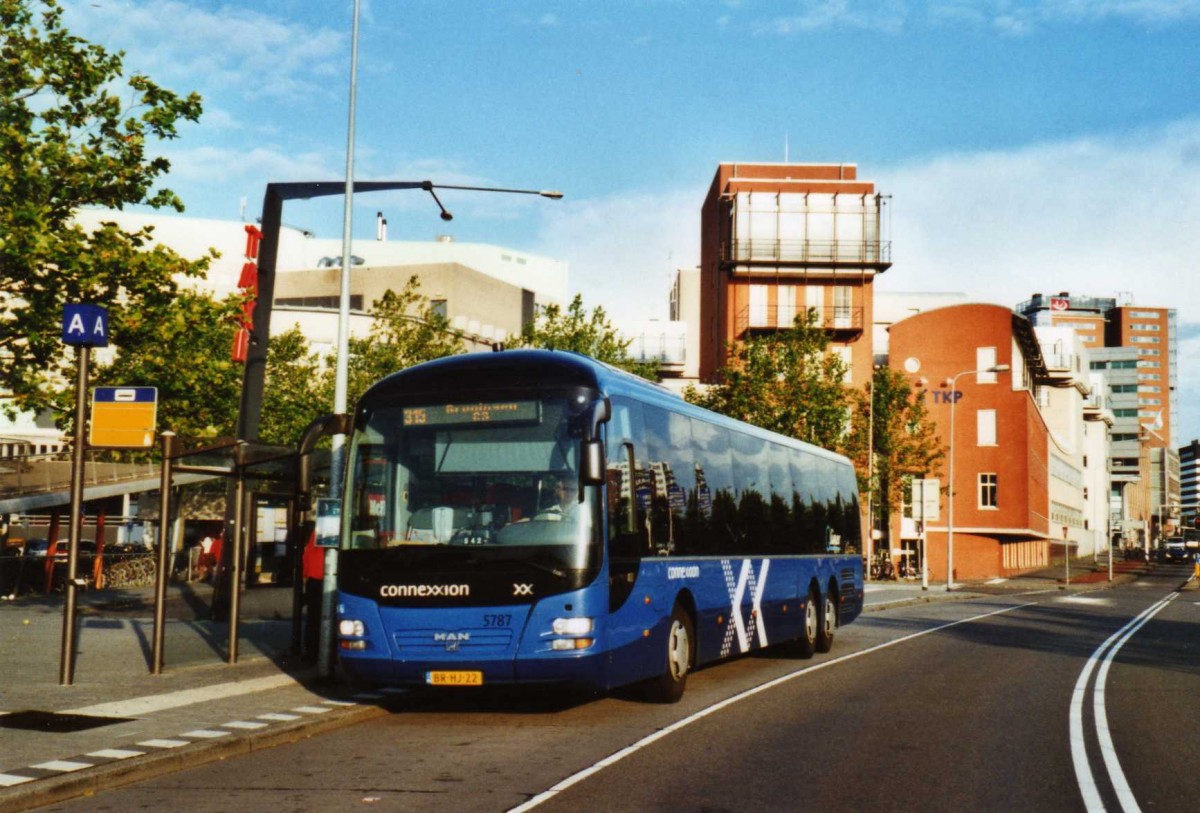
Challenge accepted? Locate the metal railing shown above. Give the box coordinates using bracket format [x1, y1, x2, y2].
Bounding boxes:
[734, 304, 864, 337]
[0, 452, 159, 498]
[728, 238, 891, 265]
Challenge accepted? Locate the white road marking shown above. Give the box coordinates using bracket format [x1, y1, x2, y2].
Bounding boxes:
[0, 774, 34, 787]
[86, 749, 144, 760]
[30, 760, 91, 772]
[182, 729, 230, 739]
[507, 602, 1033, 813]
[258, 712, 301, 722]
[137, 738, 189, 749]
[63, 674, 300, 718]
[1057, 596, 1112, 606]
[292, 705, 332, 714]
[222, 720, 268, 730]
[1070, 592, 1177, 813]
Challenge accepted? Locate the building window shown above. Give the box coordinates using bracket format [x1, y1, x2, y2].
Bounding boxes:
[977, 409, 997, 446]
[430, 299, 447, 319]
[777, 285, 796, 327]
[1131, 323, 1160, 331]
[977, 346, 998, 383]
[833, 286, 853, 327]
[749, 285, 768, 327]
[1130, 336, 1160, 344]
[1130, 310, 1160, 319]
[979, 474, 998, 509]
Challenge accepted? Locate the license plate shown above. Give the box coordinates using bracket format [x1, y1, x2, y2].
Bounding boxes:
[427, 670, 483, 687]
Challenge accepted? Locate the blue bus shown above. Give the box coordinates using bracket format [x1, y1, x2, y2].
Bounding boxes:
[335, 350, 863, 701]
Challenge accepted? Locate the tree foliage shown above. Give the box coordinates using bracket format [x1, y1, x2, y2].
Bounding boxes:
[0, 0, 206, 416]
[341, 276, 465, 409]
[686, 312, 849, 450]
[516, 294, 658, 380]
[843, 366, 944, 532]
[257, 324, 327, 448]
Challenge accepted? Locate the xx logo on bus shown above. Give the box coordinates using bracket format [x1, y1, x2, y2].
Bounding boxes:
[513, 583, 534, 596]
[720, 559, 770, 657]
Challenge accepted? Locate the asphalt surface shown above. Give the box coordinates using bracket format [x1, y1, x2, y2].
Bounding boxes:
[0, 559, 1163, 812]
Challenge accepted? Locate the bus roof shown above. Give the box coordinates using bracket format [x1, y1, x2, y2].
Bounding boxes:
[359, 350, 851, 466]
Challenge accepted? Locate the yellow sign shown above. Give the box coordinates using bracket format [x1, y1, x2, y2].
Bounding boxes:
[90, 387, 157, 448]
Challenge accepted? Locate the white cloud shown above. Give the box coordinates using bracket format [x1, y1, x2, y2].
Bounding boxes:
[754, 0, 909, 34]
[63, 1, 347, 101]
[876, 121, 1200, 316]
[531, 187, 704, 324]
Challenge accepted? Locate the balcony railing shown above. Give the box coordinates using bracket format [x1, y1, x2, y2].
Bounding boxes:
[727, 238, 892, 266]
[625, 333, 687, 366]
[735, 305, 864, 337]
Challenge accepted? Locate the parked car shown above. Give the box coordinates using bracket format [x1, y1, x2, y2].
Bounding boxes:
[1162, 537, 1188, 563]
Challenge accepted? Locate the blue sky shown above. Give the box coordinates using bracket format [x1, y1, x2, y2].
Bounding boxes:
[61, 0, 1200, 440]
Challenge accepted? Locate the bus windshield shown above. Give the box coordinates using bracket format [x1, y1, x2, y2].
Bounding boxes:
[343, 395, 600, 572]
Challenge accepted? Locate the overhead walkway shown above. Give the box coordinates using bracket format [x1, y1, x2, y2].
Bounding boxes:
[0, 456, 213, 514]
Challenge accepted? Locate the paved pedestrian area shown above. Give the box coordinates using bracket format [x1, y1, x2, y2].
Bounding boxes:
[0, 581, 390, 811]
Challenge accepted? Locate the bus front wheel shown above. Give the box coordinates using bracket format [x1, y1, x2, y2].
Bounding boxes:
[643, 603, 693, 703]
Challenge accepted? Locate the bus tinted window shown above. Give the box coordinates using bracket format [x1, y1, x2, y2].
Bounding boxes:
[643, 405, 694, 556]
[605, 397, 649, 558]
[731, 430, 769, 555]
[690, 418, 735, 555]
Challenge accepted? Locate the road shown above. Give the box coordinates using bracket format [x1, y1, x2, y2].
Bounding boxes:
[42, 566, 1198, 813]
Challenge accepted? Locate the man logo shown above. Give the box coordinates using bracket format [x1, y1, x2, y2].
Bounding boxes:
[513, 583, 534, 596]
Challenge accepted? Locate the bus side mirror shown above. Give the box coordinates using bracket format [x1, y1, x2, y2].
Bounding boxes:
[581, 439, 605, 485]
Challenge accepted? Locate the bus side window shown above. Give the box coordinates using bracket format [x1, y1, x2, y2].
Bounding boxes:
[606, 398, 649, 559]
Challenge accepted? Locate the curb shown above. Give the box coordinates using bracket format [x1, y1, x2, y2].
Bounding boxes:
[0, 699, 389, 813]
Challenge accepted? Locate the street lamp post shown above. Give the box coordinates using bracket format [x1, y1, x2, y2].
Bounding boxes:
[945, 364, 1010, 591]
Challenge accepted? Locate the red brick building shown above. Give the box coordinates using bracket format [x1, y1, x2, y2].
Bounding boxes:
[889, 304, 1055, 581]
[699, 163, 891, 387]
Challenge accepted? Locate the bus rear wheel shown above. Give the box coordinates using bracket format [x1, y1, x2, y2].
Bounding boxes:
[643, 603, 693, 703]
[795, 588, 818, 659]
[816, 589, 836, 653]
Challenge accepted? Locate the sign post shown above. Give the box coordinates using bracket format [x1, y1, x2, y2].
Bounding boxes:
[912, 478, 940, 592]
[59, 304, 109, 686]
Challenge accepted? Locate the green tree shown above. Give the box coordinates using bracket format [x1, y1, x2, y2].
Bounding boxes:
[686, 312, 849, 450]
[1, 0, 206, 418]
[843, 367, 944, 536]
[340, 276, 466, 407]
[257, 325, 328, 447]
[516, 294, 658, 380]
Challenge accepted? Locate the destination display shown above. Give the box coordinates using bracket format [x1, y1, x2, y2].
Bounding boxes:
[403, 401, 540, 427]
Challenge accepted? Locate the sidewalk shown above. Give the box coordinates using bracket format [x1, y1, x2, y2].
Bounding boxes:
[0, 581, 389, 812]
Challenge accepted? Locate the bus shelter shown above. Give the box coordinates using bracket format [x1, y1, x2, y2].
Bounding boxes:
[152, 434, 298, 673]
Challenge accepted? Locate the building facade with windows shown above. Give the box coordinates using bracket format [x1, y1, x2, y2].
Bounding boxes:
[889, 304, 1053, 581]
[1018, 293, 1175, 551]
[1179, 439, 1200, 525]
[698, 162, 892, 386]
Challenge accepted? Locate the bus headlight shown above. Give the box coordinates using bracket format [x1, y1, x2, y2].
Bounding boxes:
[552, 617, 594, 636]
[338, 619, 365, 637]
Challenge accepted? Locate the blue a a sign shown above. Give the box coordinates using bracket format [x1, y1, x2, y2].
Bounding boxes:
[62, 305, 109, 347]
